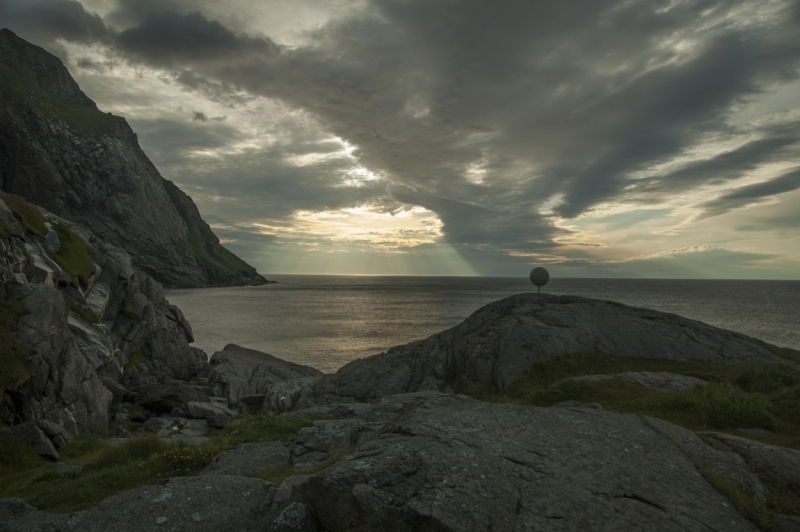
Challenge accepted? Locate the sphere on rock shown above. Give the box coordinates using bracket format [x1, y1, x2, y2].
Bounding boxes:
[530, 267, 549, 292]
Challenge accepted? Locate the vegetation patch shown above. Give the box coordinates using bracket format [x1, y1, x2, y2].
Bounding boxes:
[52, 224, 95, 287]
[0, 191, 47, 237]
[120, 297, 139, 320]
[0, 415, 316, 513]
[124, 351, 146, 369]
[64, 297, 100, 324]
[0, 297, 33, 391]
[698, 467, 775, 531]
[473, 352, 800, 526]
[471, 353, 800, 450]
[211, 414, 314, 450]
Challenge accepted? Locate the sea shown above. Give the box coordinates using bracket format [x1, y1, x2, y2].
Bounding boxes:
[165, 276, 800, 374]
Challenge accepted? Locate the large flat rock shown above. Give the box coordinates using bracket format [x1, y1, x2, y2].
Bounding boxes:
[298, 293, 793, 406]
[299, 395, 759, 532]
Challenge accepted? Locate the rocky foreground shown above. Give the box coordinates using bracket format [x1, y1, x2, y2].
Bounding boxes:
[4, 391, 800, 531]
[2, 254, 800, 531]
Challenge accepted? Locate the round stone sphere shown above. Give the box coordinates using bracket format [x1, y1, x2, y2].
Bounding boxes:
[529, 267, 550, 287]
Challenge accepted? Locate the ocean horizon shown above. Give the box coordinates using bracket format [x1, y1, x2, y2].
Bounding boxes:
[165, 275, 800, 373]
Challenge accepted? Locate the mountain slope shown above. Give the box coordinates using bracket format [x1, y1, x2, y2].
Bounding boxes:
[0, 29, 267, 288]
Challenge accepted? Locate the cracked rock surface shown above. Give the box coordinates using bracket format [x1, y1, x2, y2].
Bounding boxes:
[299, 394, 760, 532]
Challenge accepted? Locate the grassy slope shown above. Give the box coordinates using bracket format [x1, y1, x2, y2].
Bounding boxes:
[470, 352, 800, 524]
[0, 415, 315, 513]
[51, 223, 95, 287]
[0, 191, 47, 237]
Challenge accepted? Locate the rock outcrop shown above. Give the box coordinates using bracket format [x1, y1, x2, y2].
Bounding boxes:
[198, 344, 323, 410]
[10, 392, 800, 531]
[297, 293, 795, 407]
[0, 29, 266, 288]
[0, 193, 207, 452]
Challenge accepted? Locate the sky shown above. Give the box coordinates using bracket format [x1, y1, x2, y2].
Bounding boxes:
[2, 0, 800, 278]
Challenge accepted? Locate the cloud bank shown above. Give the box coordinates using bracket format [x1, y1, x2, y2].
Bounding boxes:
[2, 0, 799, 277]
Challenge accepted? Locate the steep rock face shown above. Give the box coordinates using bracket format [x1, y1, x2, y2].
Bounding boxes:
[298, 293, 795, 406]
[0, 194, 207, 443]
[0, 29, 266, 288]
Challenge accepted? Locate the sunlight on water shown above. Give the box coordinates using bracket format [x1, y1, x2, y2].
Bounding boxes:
[166, 276, 800, 373]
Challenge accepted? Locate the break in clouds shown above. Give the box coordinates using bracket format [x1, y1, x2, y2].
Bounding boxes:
[2, 0, 800, 277]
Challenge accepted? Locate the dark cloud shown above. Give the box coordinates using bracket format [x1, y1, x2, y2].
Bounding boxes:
[633, 126, 800, 196]
[5, 0, 800, 274]
[114, 11, 278, 67]
[105, 0, 196, 28]
[192, 111, 208, 122]
[128, 117, 247, 166]
[97, 0, 800, 270]
[130, 116, 390, 224]
[698, 167, 800, 218]
[0, 0, 108, 48]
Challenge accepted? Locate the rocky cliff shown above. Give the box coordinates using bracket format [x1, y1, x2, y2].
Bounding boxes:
[0, 29, 267, 288]
[0, 191, 208, 449]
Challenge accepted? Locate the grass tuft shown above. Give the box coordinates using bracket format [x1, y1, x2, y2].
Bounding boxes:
[698, 467, 775, 531]
[52, 224, 95, 287]
[473, 353, 800, 449]
[212, 414, 313, 450]
[64, 297, 100, 324]
[124, 351, 146, 369]
[0, 191, 46, 236]
[0, 415, 316, 513]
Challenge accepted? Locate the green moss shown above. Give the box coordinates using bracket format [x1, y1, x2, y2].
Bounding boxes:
[52, 224, 95, 287]
[211, 414, 314, 449]
[698, 467, 775, 531]
[0, 298, 33, 391]
[119, 298, 139, 320]
[0, 438, 47, 474]
[472, 353, 800, 451]
[0, 191, 47, 237]
[124, 351, 146, 369]
[0, 415, 317, 513]
[64, 297, 99, 324]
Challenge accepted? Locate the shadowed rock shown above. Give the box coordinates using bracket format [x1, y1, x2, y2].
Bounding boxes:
[297, 394, 759, 532]
[199, 441, 290, 478]
[200, 344, 323, 406]
[700, 432, 800, 490]
[298, 293, 794, 407]
[134, 383, 210, 415]
[184, 401, 243, 428]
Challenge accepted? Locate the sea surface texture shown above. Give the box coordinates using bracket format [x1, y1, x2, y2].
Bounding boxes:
[166, 276, 800, 373]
